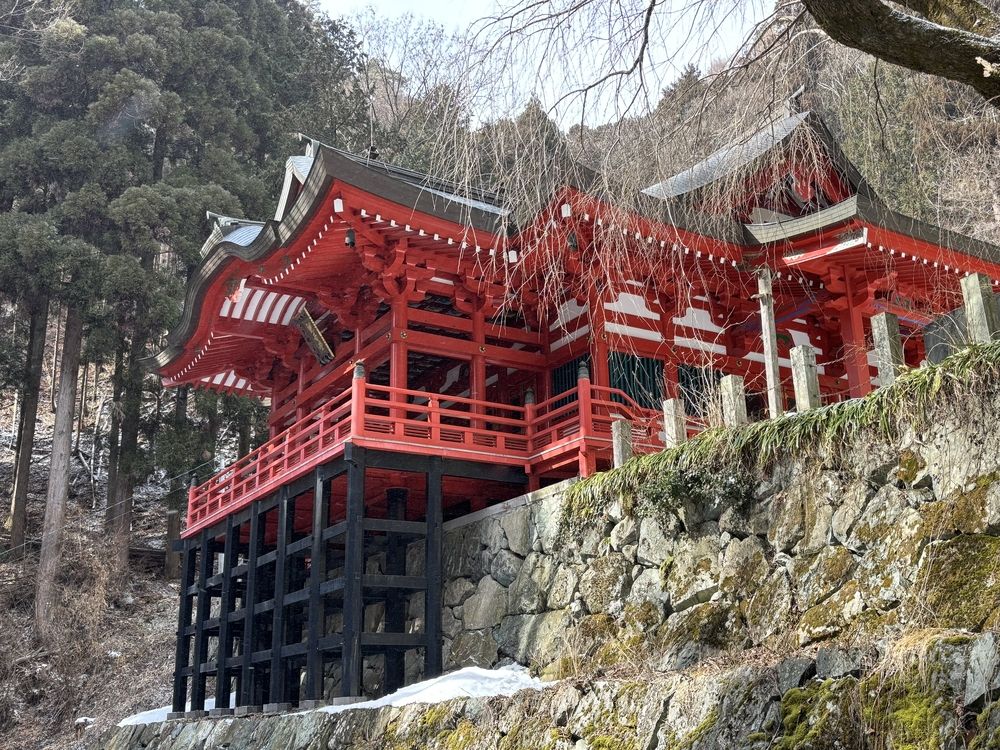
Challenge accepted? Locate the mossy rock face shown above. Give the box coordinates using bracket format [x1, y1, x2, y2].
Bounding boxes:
[913, 534, 1000, 629]
[792, 546, 856, 611]
[859, 667, 960, 750]
[744, 568, 795, 645]
[896, 448, 928, 486]
[657, 601, 745, 670]
[971, 699, 1000, 750]
[919, 472, 1000, 540]
[774, 677, 863, 749]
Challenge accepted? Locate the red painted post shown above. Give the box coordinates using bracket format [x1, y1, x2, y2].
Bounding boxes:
[350, 360, 366, 439]
[577, 360, 593, 438]
[429, 395, 441, 443]
[524, 387, 536, 454]
[576, 360, 594, 474]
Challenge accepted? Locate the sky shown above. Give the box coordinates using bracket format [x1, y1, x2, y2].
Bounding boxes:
[319, 0, 766, 126]
[322, 0, 495, 34]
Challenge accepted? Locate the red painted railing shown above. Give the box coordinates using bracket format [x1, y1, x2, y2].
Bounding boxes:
[185, 376, 678, 535]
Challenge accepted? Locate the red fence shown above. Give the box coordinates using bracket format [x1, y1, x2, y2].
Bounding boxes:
[184, 375, 672, 535]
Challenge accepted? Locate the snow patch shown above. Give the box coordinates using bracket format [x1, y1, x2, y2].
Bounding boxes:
[116, 665, 543, 726]
[312, 664, 544, 715]
[118, 698, 215, 726]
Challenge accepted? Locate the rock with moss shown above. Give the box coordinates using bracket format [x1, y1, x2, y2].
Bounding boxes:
[665, 532, 721, 612]
[719, 536, 770, 597]
[910, 535, 1000, 629]
[791, 546, 856, 611]
[860, 666, 961, 750]
[657, 600, 745, 671]
[796, 579, 866, 646]
[496, 610, 569, 668]
[579, 553, 632, 614]
[768, 490, 805, 553]
[744, 568, 795, 645]
[774, 677, 863, 749]
[637, 516, 679, 566]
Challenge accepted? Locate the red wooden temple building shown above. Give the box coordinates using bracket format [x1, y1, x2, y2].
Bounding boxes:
[155, 111, 1000, 715]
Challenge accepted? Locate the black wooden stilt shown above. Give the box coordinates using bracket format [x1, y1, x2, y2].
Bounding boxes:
[341, 444, 366, 697]
[305, 467, 328, 702]
[215, 515, 237, 711]
[268, 486, 290, 707]
[240, 498, 262, 709]
[190, 529, 212, 711]
[384, 487, 408, 693]
[424, 457, 444, 678]
[171, 539, 196, 714]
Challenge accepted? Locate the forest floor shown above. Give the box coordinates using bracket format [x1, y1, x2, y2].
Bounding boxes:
[0, 430, 180, 750]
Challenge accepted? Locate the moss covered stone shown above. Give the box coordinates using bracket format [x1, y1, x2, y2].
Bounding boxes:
[775, 678, 862, 749]
[913, 534, 1000, 629]
[860, 667, 958, 750]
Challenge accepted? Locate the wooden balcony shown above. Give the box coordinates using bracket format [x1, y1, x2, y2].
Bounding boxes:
[184, 372, 670, 537]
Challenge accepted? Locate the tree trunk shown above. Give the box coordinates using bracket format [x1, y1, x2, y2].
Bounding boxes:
[104, 342, 125, 524]
[34, 303, 83, 643]
[108, 331, 143, 571]
[164, 385, 188, 579]
[6, 298, 49, 556]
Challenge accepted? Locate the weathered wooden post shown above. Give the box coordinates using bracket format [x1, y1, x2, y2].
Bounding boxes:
[790, 345, 822, 410]
[720, 374, 748, 426]
[756, 268, 784, 418]
[611, 419, 633, 467]
[662, 397, 687, 448]
[350, 359, 366, 436]
[961, 272, 999, 344]
[871, 312, 905, 385]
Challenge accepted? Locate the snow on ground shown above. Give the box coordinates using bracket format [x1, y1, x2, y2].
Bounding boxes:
[118, 698, 216, 726]
[117, 665, 544, 727]
[314, 664, 544, 715]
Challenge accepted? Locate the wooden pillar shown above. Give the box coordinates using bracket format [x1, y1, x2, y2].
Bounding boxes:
[239, 500, 263, 709]
[384, 487, 408, 693]
[471, 308, 487, 431]
[171, 539, 196, 714]
[390, 299, 408, 425]
[720, 374, 748, 427]
[190, 529, 212, 712]
[267, 487, 291, 710]
[214, 516, 237, 712]
[791, 345, 822, 411]
[662, 398, 687, 448]
[961, 272, 999, 344]
[424, 457, 443, 679]
[341, 445, 366, 698]
[756, 268, 785, 418]
[589, 292, 610, 388]
[871, 312, 905, 386]
[611, 419, 633, 467]
[841, 271, 872, 397]
[304, 468, 328, 703]
[576, 360, 595, 476]
[350, 361, 366, 437]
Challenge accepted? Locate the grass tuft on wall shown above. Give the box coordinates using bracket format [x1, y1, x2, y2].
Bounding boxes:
[564, 342, 1000, 527]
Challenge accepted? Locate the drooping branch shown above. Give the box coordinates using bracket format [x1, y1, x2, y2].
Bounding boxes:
[803, 0, 1000, 104]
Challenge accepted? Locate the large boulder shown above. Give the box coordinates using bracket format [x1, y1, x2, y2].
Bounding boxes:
[665, 533, 721, 612]
[499, 505, 533, 557]
[462, 576, 508, 630]
[496, 610, 569, 666]
[579, 553, 632, 614]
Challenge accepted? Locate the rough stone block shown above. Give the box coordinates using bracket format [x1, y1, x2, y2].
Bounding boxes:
[500, 506, 533, 557]
[816, 646, 863, 678]
[462, 575, 508, 630]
